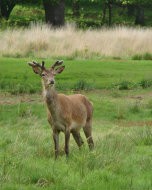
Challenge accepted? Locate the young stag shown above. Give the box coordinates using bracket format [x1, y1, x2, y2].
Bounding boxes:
[28, 60, 94, 158]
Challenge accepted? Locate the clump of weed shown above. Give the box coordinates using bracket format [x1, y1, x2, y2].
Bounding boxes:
[17, 103, 33, 118]
[146, 99, 152, 109]
[113, 79, 152, 91]
[110, 90, 122, 98]
[114, 81, 134, 90]
[8, 83, 39, 95]
[132, 53, 152, 60]
[132, 54, 142, 60]
[0, 79, 9, 91]
[72, 131, 133, 173]
[29, 88, 37, 94]
[10, 84, 27, 94]
[139, 79, 152, 89]
[129, 127, 152, 146]
[129, 101, 141, 114]
[114, 106, 126, 120]
[143, 53, 152, 60]
[73, 80, 93, 91]
[95, 132, 133, 168]
[70, 49, 100, 59]
[36, 178, 53, 188]
[112, 56, 121, 60]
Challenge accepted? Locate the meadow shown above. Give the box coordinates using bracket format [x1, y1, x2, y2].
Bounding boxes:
[0, 57, 152, 190]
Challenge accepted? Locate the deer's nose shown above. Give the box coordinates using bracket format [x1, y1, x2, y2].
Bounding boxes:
[49, 80, 54, 84]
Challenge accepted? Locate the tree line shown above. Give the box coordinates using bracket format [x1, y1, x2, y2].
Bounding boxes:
[0, 0, 151, 27]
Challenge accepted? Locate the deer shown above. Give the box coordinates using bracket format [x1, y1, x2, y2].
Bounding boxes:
[28, 60, 94, 158]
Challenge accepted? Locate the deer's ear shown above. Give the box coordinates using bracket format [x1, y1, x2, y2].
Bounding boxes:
[55, 66, 65, 75]
[28, 63, 42, 75]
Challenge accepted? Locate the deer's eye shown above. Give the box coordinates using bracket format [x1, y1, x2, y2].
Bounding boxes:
[41, 73, 45, 77]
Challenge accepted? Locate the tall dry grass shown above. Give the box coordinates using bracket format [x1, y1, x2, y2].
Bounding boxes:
[0, 24, 152, 59]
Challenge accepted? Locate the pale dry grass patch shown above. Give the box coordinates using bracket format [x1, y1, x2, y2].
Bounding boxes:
[0, 24, 152, 58]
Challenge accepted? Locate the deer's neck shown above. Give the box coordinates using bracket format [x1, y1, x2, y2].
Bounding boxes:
[42, 83, 59, 117]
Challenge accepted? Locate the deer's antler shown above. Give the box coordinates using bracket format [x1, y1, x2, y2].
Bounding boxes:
[51, 60, 63, 69]
[28, 61, 45, 70]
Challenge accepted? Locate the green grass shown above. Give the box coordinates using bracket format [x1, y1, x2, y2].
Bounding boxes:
[0, 57, 152, 189]
[0, 93, 152, 190]
[1, 57, 152, 94]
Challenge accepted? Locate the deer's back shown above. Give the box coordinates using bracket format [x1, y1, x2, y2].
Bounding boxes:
[47, 93, 93, 131]
[58, 94, 93, 125]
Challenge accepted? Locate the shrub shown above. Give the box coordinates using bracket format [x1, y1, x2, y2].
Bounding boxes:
[132, 53, 152, 60]
[73, 80, 93, 91]
[139, 79, 152, 89]
[114, 81, 134, 90]
[143, 53, 152, 60]
[132, 54, 142, 60]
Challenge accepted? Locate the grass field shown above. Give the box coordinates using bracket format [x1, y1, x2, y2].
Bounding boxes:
[1, 57, 152, 94]
[0, 58, 152, 189]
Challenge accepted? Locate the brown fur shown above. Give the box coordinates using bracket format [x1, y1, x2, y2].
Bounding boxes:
[46, 92, 93, 130]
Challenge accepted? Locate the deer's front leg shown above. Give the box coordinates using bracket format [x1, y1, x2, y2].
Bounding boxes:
[53, 130, 59, 159]
[65, 129, 70, 157]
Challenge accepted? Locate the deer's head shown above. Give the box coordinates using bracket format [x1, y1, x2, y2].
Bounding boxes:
[28, 60, 65, 88]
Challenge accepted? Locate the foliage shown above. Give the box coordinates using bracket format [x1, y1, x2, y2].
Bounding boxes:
[18, 0, 42, 5]
[0, 0, 17, 19]
[120, 0, 151, 6]
[0, 0, 152, 28]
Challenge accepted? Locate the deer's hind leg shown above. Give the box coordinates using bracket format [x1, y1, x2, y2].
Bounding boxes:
[71, 130, 84, 148]
[83, 120, 94, 150]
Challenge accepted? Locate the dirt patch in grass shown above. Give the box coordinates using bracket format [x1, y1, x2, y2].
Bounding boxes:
[0, 93, 42, 105]
[117, 120, 152, 127]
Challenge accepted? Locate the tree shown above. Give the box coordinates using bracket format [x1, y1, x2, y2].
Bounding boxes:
[90, 0, 113, 26]
[135, 4, 144, 25]
[102, 0, 115, 26]
[0, 0, 17, 19]
[43, 0, 65, 27]
[102, 1, 107, 24]
[107, 0, 113, 26]
[120, 0, 152, 26]
[72, 0, 80, 18]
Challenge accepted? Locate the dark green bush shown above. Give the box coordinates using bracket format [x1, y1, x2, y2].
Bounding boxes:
[73, 80, 93, 91]
[132, 53, 152, 60]
[132, 54, 142, 60]
[139, 79, 152, 89]
[114, 81, 134, 90]
[143, 53, 152, 60]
